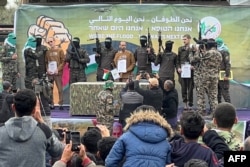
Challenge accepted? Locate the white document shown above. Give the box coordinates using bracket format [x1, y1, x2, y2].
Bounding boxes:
[48, 61, 57, 74]
[181, 63, 191, 78]
[111, 68, 120, 80]
[117, 59, 127, 73]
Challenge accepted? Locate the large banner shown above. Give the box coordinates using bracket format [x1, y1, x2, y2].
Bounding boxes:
[229, 0, 250, 5]
[15, 4, 250, 108]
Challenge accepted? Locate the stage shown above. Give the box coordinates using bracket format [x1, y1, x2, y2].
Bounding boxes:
[51, 106, 250, 121]
[51, 106, 250, 145]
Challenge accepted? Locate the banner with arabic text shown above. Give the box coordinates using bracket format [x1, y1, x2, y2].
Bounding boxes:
[15, 4, 250, 108]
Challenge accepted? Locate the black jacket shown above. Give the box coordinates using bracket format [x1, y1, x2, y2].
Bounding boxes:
[169, 129, 230, 163]
[134, 80, 163, 112]
[0, 94, 14, 123]
[162, 88, 178, 119]
[0, 90, 9, 111]
[203, 130, 231, 160]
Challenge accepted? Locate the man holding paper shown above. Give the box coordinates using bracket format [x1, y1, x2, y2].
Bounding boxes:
[113, 41, 135, 82]
[177, 34, 194, 110]
[45, 37, 65, 110]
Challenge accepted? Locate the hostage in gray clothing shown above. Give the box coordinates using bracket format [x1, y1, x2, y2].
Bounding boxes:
[0, 89, 64, 167]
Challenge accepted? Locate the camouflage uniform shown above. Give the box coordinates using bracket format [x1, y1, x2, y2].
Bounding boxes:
[0, 44, 18, 91]
[65, 47, 90, 84]
[23, 36, 52, 126]
[155, 51, 177, 89]
[189, 50, 205, 114]
[214, 129, 242, 151]
[198, 48, 222, 114]
[218, 50, 231, 103]
[23, 36, 47, 89]
[24, 47, 39, 89]
[95, 46, 117, 81]
[134, 46, 155, 74]
[96, 81, 114, 131]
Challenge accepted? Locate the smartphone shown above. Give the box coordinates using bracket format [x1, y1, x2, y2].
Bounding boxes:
[65, 131, 71, 144]
[128, 75, 133, 82]
[55, 129, 64, 140]
[71, 131, 81, 152]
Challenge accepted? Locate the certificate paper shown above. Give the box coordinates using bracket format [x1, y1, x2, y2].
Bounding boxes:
[111, 68, 120, 80]
[219, 70, 233, 80]
[117, 59, 127, 73]
[48, 61, 57, 74]
[181, 63, 191, 78]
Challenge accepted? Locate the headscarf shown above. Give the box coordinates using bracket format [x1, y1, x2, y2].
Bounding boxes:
[22, 36, 37, 62]
[4, 32, 16, 47]
[24, 36, 37, 50]
[216, 37, 229, 52]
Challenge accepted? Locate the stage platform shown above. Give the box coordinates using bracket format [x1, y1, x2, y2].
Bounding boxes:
[51, 106, 250, 144]
[51, 106, 250, 121]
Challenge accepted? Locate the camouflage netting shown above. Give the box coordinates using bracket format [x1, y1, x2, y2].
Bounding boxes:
[70, 82, 149, 116]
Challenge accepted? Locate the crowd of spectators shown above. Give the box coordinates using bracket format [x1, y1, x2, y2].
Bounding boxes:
[0, 84, 247, 167]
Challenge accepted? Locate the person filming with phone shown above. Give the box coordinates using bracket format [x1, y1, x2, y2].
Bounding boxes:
[134, 72, 163, 112]
[0, 89, 64, 167]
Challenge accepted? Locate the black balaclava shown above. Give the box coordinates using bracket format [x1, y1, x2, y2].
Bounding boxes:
[73, 37, 80, 48]
[140, 35, 147, 47]
[36, 35, 42, 47]
[105, 37, 112, 49]
[165, 40, 174, 52]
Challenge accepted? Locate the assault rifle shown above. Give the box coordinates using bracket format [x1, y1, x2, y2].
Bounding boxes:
[93, 32, 101, 54]
[147, 28, 152, 64]
[198, 20, 202, 41]
[67, 33, 80, 60]
[158, 30, 164, 53]
[193, 20, 207, 51]
[193, 20, 202, 44]
[147, 27, 153, 49]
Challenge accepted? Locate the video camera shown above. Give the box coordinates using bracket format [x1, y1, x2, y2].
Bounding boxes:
[193, 38, 206, 50]
[33, 75, 53, 102]
[193, 38, 217, 51]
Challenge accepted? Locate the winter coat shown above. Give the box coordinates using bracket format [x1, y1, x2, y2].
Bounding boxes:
[162, 88, 178, 119]
[106, 110, 173, 167]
